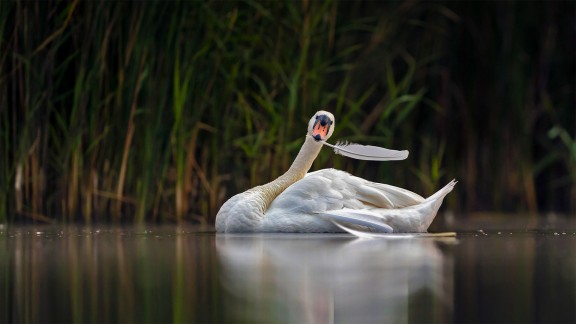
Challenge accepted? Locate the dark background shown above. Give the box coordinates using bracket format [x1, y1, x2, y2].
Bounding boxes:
[0, 1, 574, 223]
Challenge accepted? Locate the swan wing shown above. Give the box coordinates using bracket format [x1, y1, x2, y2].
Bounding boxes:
[263, 169, 426, 232]
[306, 169, 425, 208]
[317, 209, 394, 233]
[355, 182, 426, 208]
[332, 222, 456, 239]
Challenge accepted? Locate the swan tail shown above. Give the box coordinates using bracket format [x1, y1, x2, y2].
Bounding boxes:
[425, 179, 458, 214]
[425, 179, 457, 204]
[419, 179, 457, 230]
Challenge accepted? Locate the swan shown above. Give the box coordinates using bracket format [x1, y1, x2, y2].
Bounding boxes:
[215, 110, 456, 233]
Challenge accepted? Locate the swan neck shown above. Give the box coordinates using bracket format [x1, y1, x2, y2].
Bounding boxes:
[288, 135, 323, 177]
[257, 136, 323, 209]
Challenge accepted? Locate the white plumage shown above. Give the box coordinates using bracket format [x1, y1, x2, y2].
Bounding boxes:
[262, 169, 456, 233]
[215, 110, 456, 234]
[323, 139, 409, 161]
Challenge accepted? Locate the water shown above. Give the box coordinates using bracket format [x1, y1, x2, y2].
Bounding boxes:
[1, 221, 575, 323]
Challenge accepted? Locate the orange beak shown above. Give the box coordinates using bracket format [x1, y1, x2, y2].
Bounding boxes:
[311, 115, 332, 141]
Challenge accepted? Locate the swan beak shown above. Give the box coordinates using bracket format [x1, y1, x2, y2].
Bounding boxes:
[312, 115, 332, 141]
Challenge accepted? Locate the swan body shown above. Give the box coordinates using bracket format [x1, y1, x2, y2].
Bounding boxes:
[262, 169, 456, 233]
[215, 111, 456, 233]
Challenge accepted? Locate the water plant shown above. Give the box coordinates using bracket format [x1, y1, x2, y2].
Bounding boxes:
[0, 1, 573, 223]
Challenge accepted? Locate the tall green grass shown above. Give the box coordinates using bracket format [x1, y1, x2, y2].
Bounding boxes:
[0, 1, 574, 223]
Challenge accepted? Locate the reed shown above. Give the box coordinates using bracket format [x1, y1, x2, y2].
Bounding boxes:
[0, 1, 573, 223]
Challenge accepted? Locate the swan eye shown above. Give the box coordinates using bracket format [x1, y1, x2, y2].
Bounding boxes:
[315, 116, 318, 120]
[329, 121, 333, 125]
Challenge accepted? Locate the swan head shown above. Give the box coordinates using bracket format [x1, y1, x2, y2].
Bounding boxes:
[308, 110, 335, 142]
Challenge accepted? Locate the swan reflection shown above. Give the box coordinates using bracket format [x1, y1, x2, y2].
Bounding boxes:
[216, 234, 455, 323]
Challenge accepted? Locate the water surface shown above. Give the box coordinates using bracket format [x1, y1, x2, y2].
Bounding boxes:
[1, 221, 575, 323]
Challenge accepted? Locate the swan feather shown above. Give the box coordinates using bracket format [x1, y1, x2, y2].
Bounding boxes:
[317, 209, 394, 233]
[260, 169, 454, 233]
[318, 137, 409, 161]
[332, 222, 456, 239]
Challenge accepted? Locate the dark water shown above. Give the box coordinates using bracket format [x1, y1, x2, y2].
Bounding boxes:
[1, 219, 575, 323]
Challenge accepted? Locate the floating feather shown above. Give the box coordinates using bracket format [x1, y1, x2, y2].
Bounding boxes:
[317, 137, 409, 161]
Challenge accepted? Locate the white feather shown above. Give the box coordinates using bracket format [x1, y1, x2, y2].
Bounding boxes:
[317, 209, 394, 233]
[319, 138, 409, 161]
[332, 221, 457, 239]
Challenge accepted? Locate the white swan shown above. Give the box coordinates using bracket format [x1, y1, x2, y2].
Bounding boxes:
[215, 110, 456, 233]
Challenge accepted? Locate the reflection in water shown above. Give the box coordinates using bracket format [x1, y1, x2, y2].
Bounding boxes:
[216, 234, 456, 323]
[0, 226, 223, 323]
[454, 232, 576, 323]
[2, 225, 576, 323]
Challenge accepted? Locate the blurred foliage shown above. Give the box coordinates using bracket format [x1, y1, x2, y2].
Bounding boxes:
[0, 0, 574, 223]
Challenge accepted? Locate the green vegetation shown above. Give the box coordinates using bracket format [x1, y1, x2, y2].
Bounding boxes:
[0, 1, 574, 223]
